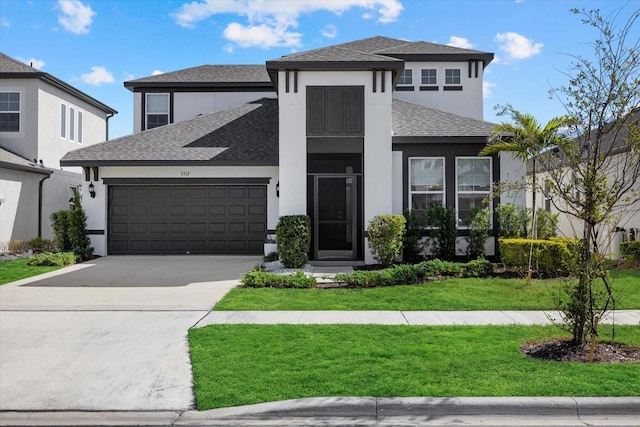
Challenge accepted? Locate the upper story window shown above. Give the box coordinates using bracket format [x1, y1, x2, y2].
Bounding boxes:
[60, 103, 67, 138]
[410, 157, 445, 210]
[398, 69, 413, 86]
[77, 111, 83, 144]
[445, 69, 461, 85]
[456, 157, 491, 227]
[421, 69, 437, 86]
[69, 107, 75, 141]
[0, 92, 21, 132]
[146, 93, 169, 130]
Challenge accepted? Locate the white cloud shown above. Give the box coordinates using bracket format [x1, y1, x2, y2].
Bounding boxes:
[151, 70, 164, 76]
[321, 24, 337, 39]
[495, 32, 542, 60]
[172, 0, 403, 49]
[58, 0, 96, 34]
[483, 81, 496, 98]
[80, 66, 114, 85]
[447, 36, 473, 49]
[17, 57, 45, 69]
[1, 17, 10, 27]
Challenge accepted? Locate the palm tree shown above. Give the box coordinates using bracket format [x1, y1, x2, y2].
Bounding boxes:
[480, 105, 571, 238]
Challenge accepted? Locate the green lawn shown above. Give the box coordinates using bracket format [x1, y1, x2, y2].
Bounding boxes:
[0, 258, 63, 285]
[189, 324, 640, 410]
[215, 268, 640, 311]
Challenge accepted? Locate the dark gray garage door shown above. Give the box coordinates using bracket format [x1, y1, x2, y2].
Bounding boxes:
[108, 185, 266, 255]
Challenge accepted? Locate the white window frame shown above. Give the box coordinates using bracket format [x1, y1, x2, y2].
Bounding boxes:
[0, 91, 21, 133]
[421, 69, 437, 86]
[445, 68, 461, 85]
[60, 103, 67, 139]
[455, 156, 492, 228]
[398, 69, 413, 86]
[409, 157, 446, 226]
[145, 93, 169, 130]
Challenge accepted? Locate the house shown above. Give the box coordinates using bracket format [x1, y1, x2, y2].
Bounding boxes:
[530, 109, 640, 259]
[61, 36, 525, 263]
[0, 53, 117, 246]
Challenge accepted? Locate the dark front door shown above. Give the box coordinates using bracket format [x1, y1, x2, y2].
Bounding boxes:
[314, 176, 357, 260]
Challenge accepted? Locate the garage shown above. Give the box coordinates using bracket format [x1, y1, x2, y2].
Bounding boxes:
[108, 184, 267, 255]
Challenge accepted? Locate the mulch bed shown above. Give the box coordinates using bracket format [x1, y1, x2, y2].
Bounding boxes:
[521, 338, 640, 363]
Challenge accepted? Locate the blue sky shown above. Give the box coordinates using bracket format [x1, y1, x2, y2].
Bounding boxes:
[1, 0, 638, 139]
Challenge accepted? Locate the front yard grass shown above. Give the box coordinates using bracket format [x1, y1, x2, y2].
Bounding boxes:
[215, 268, 640, 311]
[0, 258, 62, 285]
[189, 324, 640, 410]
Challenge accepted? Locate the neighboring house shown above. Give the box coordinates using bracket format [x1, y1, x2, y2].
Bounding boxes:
[61, 36, 525, 263]
[529, 109, 640, 259]
[0, 53, 117, 246]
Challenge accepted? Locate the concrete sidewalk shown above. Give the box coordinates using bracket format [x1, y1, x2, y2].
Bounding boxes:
[195, 309, 640, 327]
[3, 397, 639, 426]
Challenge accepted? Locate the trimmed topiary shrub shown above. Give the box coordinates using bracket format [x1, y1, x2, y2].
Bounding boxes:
[425, 204, 457, 261]
[468, 207, 491, 260]
[499, 238, 570, 273]
[403, 209, 427, 263]
[276, 215, 311, 268]
[620, 241, 640, 262]
[50, 210, 72, 252]
[367, 214, 406, 266]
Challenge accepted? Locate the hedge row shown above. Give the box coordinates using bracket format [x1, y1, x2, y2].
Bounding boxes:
[620, 241, 640, 262]
[241, 259, 493, 289]
[499, 238, 578, 273]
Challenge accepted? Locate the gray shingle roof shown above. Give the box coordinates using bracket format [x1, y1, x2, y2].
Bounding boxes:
[378, 40, 489, 56]
[61, 98, 278, 166]
[0, 52, 118, 114]
[124, 65, 271, 89]
[0, 53, 41, 74]
[392, 98, 495, 137]
[268, 45, 403, 64]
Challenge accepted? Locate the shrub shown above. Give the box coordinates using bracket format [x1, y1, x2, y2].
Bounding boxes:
[468, 208, 491, 260]
[462, 259, 493, 278]
[68, 188, 93, 262]
[276, 215, 311, 268]
[26, 237, 55, 253]
[497, 205, 528, 238]
[499, 238, 570, 273]
[8, 240, 28, 254]
[263, 251, 279, 262]
[535, 209, 559, 240]
[425, 204, 457, 261]
[620, 241, 640, 262]
[403, 209, 427, 263]
[50, 210, 72, 252]
[335, 259, 492, 288]
[27, 252, 76, 267]
[367, 214, 406, 266]
[241, 269, 316, 288]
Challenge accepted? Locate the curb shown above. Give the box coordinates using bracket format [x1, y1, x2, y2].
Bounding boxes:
[2, 397, 640, 426]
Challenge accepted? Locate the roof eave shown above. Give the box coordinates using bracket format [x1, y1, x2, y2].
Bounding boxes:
[124, 81, 274, 92]
[383, 52, 495, 66]
[60, 159, 279, 167]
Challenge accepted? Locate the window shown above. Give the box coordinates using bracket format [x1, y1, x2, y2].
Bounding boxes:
[60, 104, 66, 138]
[0, 92, 20, 132]
[146, 93, 169, 129]
[445, 68, 461, 85]
[398, 69, 413, 85]
[69, 107, 75, 141]
[77, 111, 83, 143]
[410, 157, 445, 214]
[421, 69, 437, 85]
[456, 157, 491, 226]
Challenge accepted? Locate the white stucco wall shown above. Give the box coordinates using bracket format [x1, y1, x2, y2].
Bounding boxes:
[83, 165, 279, 256]
[277, 69, 394, 263]
[393, 61, 485, 120]
[0, 169, 42, 244]
[499, 152, 527, 207]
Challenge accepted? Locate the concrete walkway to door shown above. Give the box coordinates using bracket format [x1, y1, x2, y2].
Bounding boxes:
[0, 255, 261, 411]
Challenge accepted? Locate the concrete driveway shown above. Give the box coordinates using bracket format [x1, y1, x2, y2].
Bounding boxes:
[0, 255, 260, 411]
